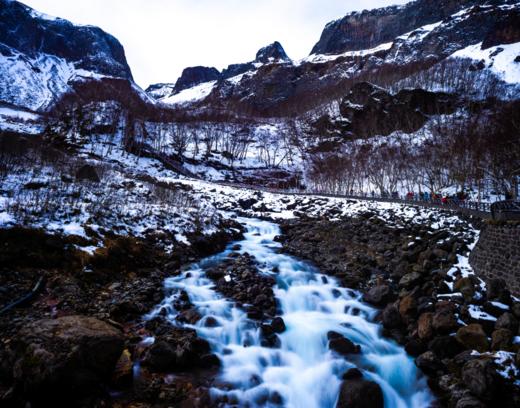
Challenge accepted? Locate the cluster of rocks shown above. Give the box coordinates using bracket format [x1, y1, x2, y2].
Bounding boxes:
[279, 212, 471, 290]
[280, 213, 520, 407]
[206, 252, 278, 321]
[205, 251, 286, 348]
[375, 275, 520, 408]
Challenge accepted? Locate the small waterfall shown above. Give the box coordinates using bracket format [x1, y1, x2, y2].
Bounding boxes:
[147, 218, 434, 407]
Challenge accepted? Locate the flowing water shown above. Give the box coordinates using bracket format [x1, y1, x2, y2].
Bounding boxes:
[147, 218, 434, 407]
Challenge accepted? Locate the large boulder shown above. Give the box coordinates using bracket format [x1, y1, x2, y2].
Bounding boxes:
[12, 316, 124, 403]
[336, 376, 384, 408]
[461, 359, 499, 401]
[455, 324, 489, 353]
[432, 311, 459, 334]
[363, 284, 393, 307]
[328, 332, 361, 356]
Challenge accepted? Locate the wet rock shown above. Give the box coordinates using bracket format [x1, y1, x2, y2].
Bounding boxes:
[328, 332, 361, 356]
[271, 317, 286, 333]
[461, 359, 499, 400]
[12, 316, 124, 402]
[336, 376, 384, 408]
[363, 285, 393, 307]
[491, 328, 513, 351]
[455, 324, 489, 353]
[405, 338, 426, 357]
[342, 368, 363, 380]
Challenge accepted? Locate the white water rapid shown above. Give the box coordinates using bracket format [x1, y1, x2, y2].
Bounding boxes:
[147, 218, 434, 407]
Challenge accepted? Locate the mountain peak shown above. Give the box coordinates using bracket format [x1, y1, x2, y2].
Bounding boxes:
[175, 66, 220, 92]
[255, 41, 290, 63]
[310, 0, 489, 55]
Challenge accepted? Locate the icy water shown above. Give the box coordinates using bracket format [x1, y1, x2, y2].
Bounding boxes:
[148, 218, 434, 407]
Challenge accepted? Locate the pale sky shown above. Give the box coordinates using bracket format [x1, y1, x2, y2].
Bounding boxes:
[21, 0, 410, 88]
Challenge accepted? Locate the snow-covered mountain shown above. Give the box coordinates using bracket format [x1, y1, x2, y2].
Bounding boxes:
[147, 41, 293, 107]
[0, 0, 519, 194]
[144, 0, 520, 116]
[0, 0, 153, 114]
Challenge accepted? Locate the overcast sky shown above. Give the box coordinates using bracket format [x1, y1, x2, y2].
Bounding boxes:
[22, 0, 410, 88]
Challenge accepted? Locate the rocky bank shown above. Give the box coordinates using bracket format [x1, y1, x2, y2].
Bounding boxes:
[279, 213, 520, 407]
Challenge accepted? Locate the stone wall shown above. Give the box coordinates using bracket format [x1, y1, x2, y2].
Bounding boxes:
[469, 222, 520, 296]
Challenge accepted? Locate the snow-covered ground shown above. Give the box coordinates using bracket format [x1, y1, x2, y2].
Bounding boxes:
[161, 80, 217, 106]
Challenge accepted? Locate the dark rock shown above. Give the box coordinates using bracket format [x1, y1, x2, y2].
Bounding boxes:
[336, 377, 384, 408]
[455, 324, 489, 353]
[461, 359, 499, 400]
[455, 394, 486, 408]
[363, 284, 393, 306]
[428, 335, 464, 359]
[416, 351, 443, 376]
[399, 272, 422, 289]
[328, 332, 361, 356]
[418, 312, 434, 340]
[271, 317, 286, 333]
[0, 0, 133, 79]
[454, 277, 476, 301]
[342, 368, 363, 380]
[486, 278, 512, 304]
[491, 328, 513, 351]
[495, 313, 519, 333]
[398, 294, 417, 322]
[12, 316, 124, 402]
[76, 164, 100, 183]
[311, 0, 481, 55]
[405, 338, 426, 357]
[382, 304, 402, 329]
[143, 328, 210, 372]
[432, 309, 458, 334]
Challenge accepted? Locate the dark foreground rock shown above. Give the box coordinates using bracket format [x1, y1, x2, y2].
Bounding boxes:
[9, 316, 124, 405]
[337, 375, 384, 408]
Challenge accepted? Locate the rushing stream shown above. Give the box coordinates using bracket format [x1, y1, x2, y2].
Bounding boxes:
[147, 218, 434, 407]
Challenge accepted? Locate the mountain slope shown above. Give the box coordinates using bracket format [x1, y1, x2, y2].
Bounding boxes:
[0, 0, 138, 112]
[147, 0, 520, 116]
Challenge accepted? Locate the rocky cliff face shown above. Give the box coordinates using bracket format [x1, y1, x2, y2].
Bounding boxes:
[0, 0, 132, 79]
[0, 0, 141, 112]
[191, 1, 520, 116]
[310, 0, 509, 55]
[255, 41, 290, 63]
[174, 66, 220, 92]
